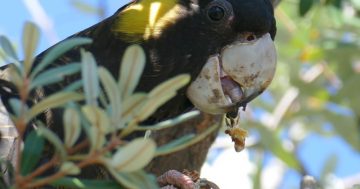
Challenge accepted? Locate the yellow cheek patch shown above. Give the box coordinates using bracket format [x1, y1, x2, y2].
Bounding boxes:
[114, 0, 182, 42]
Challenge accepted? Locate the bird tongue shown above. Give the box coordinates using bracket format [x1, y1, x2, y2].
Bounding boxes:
[220, 76, 244, 104]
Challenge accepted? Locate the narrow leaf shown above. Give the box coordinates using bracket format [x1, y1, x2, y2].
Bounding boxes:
[257, 126, 301, 171]
[119, 45, 145, 99]
[51, 177, 123, 189]
[9, 98, 25, 117]
[134, 75, 190, 122]
[0, 36, 18, 61]
[28, 92, 84, 120]
[98, 67, 121, 119]
[21, 130, 45, 175]
[82, 105, 111, 134]
[64, 108, 81, 147]
[109, 138, 156, 172]
[156, 124, 219, 156]
[60, 162, 81, 175]
[37, 126, 67, 160]
[30, 63, 81, 90]
[121, 93, 147, 125]
[149, 74, 190, 98]
[108, 169, 159, 189]
[299, 0, 314, 16]
[82, 105, 110, 151]
[31, 37, 92, 78]
[71, 0, 101, 14]
[22, 22, 39, 75]
[63, 79, 83, 92]
[81, 50, 100, 105]
[137, 110, 200, 131]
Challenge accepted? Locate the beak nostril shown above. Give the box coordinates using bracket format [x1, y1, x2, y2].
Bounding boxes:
[238, 32, 258, 42]
[246, 34, 256, 41]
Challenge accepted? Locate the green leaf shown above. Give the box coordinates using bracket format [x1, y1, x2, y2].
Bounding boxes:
[70, 0, 101, 14]
[119, 45, 145, 99]
[31, 37, 92, 78]
[60, 162, 81, 175]
[108, 138, 156, 172]
[9, 98, 25, 117]
[8, 64, 24, 88]
[63, 79, 83, 92]
[299, 0, 314, 16]
[63, 108, 81, 147]
[155, 123, 219, 156]
[0, 36, 18, 61]
[30, 63, 81, 90]
[51, 177, 123, 189]
[121, 93, 147, 125]
[82, 105, 110, 151]
[81, 50, 100, 105]
[22, 22, 39, 75]
[28, 92, 84, 120]
[256, 126, 301, 171]
[134, 74, 190, 122]
[21, 130, 45, 175]
[137, 110, 200, 131]
[320, 154, 338, 181]
[107, 169, 159, 189]
[98, 67, 122, 119]
[37, 126, 67, 160]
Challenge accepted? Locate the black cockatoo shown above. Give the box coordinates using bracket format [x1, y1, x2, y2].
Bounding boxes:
[0, 0, 277, 187]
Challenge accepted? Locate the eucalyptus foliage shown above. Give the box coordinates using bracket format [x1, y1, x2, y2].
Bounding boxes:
[0, 22, 210, 189]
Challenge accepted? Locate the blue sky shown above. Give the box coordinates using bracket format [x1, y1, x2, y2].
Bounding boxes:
[1, 1, 360, 188]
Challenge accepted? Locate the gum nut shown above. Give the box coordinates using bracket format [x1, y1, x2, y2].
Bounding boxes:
[221, 33, 277, 90]
[186, 56, 229, 114]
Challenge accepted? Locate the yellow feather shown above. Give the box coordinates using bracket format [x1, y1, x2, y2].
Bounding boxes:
[114, 0, 181, 42]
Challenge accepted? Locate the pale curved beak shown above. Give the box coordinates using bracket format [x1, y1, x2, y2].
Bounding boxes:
[186, 33, 277, 114]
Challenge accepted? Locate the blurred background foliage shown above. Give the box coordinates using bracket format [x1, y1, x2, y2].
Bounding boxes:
[1, 0, 360, 188]
[242, 0, 360, 188]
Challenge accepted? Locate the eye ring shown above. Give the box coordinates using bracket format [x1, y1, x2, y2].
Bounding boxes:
[205, 0, 233, 23]
[207, 5, 225, 21]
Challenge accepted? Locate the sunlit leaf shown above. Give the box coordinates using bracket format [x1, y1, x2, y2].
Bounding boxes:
[118, 45, 145, 99]
[82, 105, 111, 133]
[81, 50, 100, 105]
[37, 126, 67, 160]
[22, 22, 39, 75]
[82, 105, 110, 151]
[121, 93, 147, 126]
[31, 37, 92, 78]
[60, 162, 81, 175]
[107, 169, 159, 189]
[137, 110, 200, 131]
[98, 67, 121, 119]
[21, 130, 45, 175]
[28, 92, 84, 120]
[134, 74, 190, 122]
[155, 123, 219, 156]
[63, 79, 83, 92]
[0, 36, 18, 61]
[71, 0, 101, 14]
[63, 108, 81, 147]
[109, 138, 156, 172]
[8, 65, 23, 88]
[30, 63, 81, 90]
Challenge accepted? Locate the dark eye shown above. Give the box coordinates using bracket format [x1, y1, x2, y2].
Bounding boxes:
[207, 5, 225, 21]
